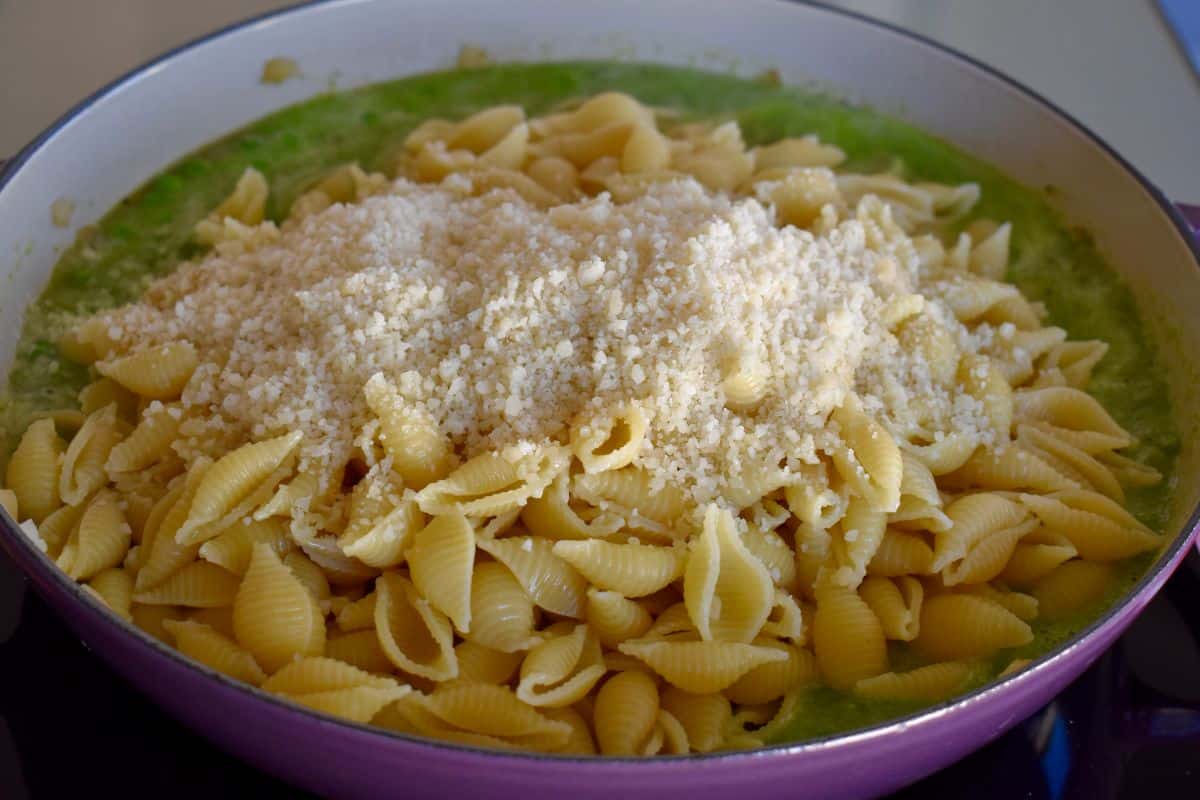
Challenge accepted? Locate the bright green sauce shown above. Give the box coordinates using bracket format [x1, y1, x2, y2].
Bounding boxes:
[1, 62, 1181, 744]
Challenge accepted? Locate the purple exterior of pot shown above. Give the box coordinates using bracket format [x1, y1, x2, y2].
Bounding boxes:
[3, 1, 1200, 799]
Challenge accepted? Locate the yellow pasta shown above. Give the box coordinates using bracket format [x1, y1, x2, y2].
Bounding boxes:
[867, 529, 934, 576]
[455, 639, 524, 685]
[1000, 542, 1078, 587]
[477, 535, 587, 618]
[86, 566, 134, 621]
[415, 447, 568, 518]
[1031, 560, 1114, 620]
[177, 431, 301, 545]
[593, 669, 660, 755]
[60, 404, 125, 506]
[830, 396, 902, 512]
[133, 561, 240, 608]
[519, 471, 624, 541]
[338, 469, 424, 568]
[618, 639, 788, 693]
[859, 576, 923, 641]
[571, 467, 687, 538]
[552, 538, 686, 598]
[516, 624, 606, 707]
[423, 681, 569, 747]
[659, 687, 733, 753]
[854, 662, 972, 703]
[5, 417, 64, 523]
[931, 493, 1028, 573]
[915, 593, 1032, 661]
[374, 570, 458, 680]
[571, 402, 648, 473]
[811, 583, 888, 690]
[684, 504, 773, 642]
[198, 516, 292, 575]
[586, 588, 653, 648]
[58, 490, 130, 581]
[325, 629, 393, 675]
[97, 342, 198, 400]
[363, 373, 455, 489]
[232, 544, 325, 671]
[1018, 490, 1160, 560]
[724, 641, 819, 705]
[408, 510, 475, 632]
[164, 619, 267, 685]
[334, 592, 378, 632]
[466, 561, 540, 653]
[263, 656, 410, 723]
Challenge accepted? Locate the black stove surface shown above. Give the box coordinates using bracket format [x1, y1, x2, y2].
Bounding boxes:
[1, 547, 1198, 799]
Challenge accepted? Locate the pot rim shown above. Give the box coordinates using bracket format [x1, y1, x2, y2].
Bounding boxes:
[1, 0, 1198, 769]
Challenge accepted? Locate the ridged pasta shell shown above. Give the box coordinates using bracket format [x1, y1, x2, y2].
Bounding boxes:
[586, 588, 653, 648]
[5, 417, 64, 523]
[134, 561, 240, 608]
[944, 444, 1077, 494]
[97, 342, 198, 399]
[570, 402, 648, 474]
[1031, 560, 1114, 620]
[262, 655, 398, 693]
[106, 405, 182, 474]
[335, 593, 377, 632]
[424, 681, 570, 744]
[338, 477, 423, 569]
[466, 562, 540, 653]
[618, 639, 788, 693]
[854, 661, 972, 702]
[454, 640, 524, 685]
[177, 431, 302, 545]
[859, 576, 923, 641]
[811, 583, 888, 690]
[136, 464, 209, 590]
[943, 518, 1038, 586]
[60, 404, 125, 507]
[1012, 387, 1132, 446]
[415, 447, 568, 517]
[571, 467, 687, 536]
[519, 472, 625, 541]
[593, 669, 659, 755]
[325, 630, 394, 675]
[684, 504, 773, 642]
[999, 542, 1078, 587]
[198, 517, 292, 575]
[516, 624, 606, 707]
[408, 510, 475, 632]
[552, 539, 686, 598]
[932, 493, 1028, 573]
[478, 535, 587, 618]
[915, 593, 1032, 660]
[86, 567, 134, 620]
[824, 497, 887, 589]
[867, 529, 934, 577]
[1017, 491, 1159, 560]
[59, 490, 131, 581]
[659, 687, 733, 753]
[724, 641, 819, 705]
[163, 619, 266, 684]
[830, 396, 902, 512]
[232, 544, 325, 671]
[374, 571, 458, 680]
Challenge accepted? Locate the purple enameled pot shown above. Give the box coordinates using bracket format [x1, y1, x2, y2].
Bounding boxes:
[1, 1, 1199, 797]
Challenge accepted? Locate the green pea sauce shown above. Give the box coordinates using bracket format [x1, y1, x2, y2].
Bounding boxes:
[0, 62, 1181, 744]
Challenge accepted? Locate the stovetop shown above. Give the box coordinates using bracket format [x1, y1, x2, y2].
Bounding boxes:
[1, 548, 1197, 799]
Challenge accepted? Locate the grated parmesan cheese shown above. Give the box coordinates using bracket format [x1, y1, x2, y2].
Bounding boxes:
[92, 174, 989, 502]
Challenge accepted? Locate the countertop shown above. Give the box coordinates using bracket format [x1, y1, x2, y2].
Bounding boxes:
[2, 0, 1198, 199]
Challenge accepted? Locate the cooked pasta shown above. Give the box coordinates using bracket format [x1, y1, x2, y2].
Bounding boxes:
[1, 86, 1168, 758]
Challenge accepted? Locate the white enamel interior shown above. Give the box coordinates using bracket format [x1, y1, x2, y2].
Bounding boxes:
[1, 0, 1198, 530]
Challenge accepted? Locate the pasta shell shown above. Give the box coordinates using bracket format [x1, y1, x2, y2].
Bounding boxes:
[264, 657, 409, 723]
[325, 630, 394, 675]
[408, 510, 475, 632]
[1031, 560, 1114, 620]
[338, 472, 423, 568]
[944, 444, 1077, 494]
[60, 404, 125, 506]
[859, 576, 923, 641]
[232, 544, 325, 671]
[854, 661, 972, 702]
[684, 504, 773, 642]
[593, 670, 659, 755]
[811, 583, 888, 690]
[519, 472, 624, 541]
[824, 497, 887, 589]
[542, 706, 596, 755]
[1012, 387, 1132, 447]
[59, 490, 131, 581]
[516, 624, 606, 707]
[760, 588, 806, 643]
[830, 396, 902, 512]
[105, 404, 182, 473]
[375, 571, 458, 680]
[163, 619, 267, 685]
[571, 467, 687, 537]
[915, 593, 1032, 660]
[931, 493, 1028, 573]
[454, 639, 524, 685]
[177, 431, 302, 545]
[5, 417, 64, 523]
[335, 592, 377, 632]
[618, 639, 788, 693]
[97, 342, 198, 399]
[134, 561, 240, 608]
[659, 687, 733, 753]
[363, 374, 455, 490]
[1017, 491, 1159, 560]
[37, 502, 85, 559]
[724, 641, 819, 705]
[943, 518, 1038, 586]
[570, 402, 648, 474]
[415, 447, 568, 517]
[466, 562, 540, 653]
[478, 535, 587, 618]
[1000, 542, 1078, 587]
[867, 529, 934, 577]
[424, 681, 570, 744]
[136, 463, 209, 590]
[586, 588, 653, 648]
[742, 526, 797, 590]
[553, 539, 686, 598]
[198, 517, 292, 575]
[86, 567, 134, 620]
